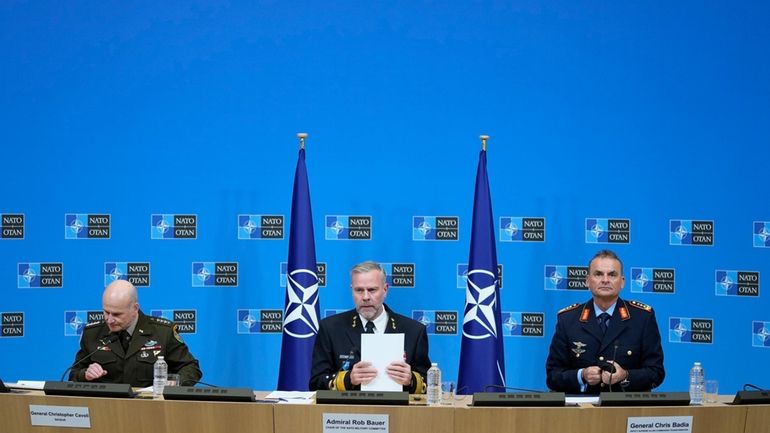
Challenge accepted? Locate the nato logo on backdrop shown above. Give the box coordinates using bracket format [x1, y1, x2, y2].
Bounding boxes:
[754, 221, 770, 248]
[237, 309, 283, 334]
[669, 317, 714, 344]
[65, 213, 110, 239]
[150, 310, 197, 333]
[381, 263, 415, 288]
[501, 312, 544, 337]
[1, 312, 24, 337]
[238, 214, 284, 239]
[412, 216, 459, 241]
[151, 214, 197, 239]
[1, 213, 24, 239]
[412, 310, 458, 335]
[325, 215, 372, 240]
[280, 262, 327, 287]
[457, 264, 503, 289]
[753, 321, 770, 348]
[499, 217, 545, 242]
[669, 219, 714, 246]
[18, 263, 63, 288]
[630, 267, 676, 294]
[64, 311, 103, 336]
[544, 265, 588, 290]
[715, 270, 760, 297]
[104, 262, 151, 287]
[192, 262, 238, 286]
[585, 218, 630, 244]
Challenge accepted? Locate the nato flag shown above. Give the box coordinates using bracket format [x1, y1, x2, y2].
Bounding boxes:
[457, 149, 506, 394]
[277, 148, 321, 390]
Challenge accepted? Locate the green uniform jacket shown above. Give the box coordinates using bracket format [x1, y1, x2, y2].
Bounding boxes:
[69, 311, 202, 387]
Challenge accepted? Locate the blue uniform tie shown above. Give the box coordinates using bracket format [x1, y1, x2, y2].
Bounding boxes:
[598, 312, 611, 334]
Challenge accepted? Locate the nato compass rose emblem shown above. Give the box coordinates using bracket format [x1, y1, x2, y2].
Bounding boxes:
[462, 268, 499, 340]
[758, 326, 770, 343]
[759, 226, 770, 243]
[504, 221, 518, 238]
[23, 266, 37, 284]
[196, 266, 211, 284]
[673, 322, 688, 338]
[155, 218, 170, 235]
[283, 268, 320, 338]
[549, 269, 563, 287]
[330, 220, 344, 236]
[674, 224, 688, 241]
[68, 314, 85, 335]
[417, 220, 432, 236]
[418, 313, 432, 328]
[634, 272, 650, 290]
[242, 218, 258, 235]
[109, 266, 123, 281]
[503, 315, 517, 333]
[720, 274, 734, 291]
[241, 313, 258, 331]
[591, 222, 604, 240]
[69, 217, 84, 235]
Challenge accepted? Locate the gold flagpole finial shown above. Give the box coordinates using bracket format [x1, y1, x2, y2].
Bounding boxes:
[480, 135, 489, 151]
[297, 132, 308, 149]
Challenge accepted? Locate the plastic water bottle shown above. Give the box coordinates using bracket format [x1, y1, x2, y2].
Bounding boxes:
[153, 356, 168, 398]
[426, 362, 441, 406]
[689, 361, 704, 405]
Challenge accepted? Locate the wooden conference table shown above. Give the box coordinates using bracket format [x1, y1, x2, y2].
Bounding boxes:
[1, 391, 767, 433]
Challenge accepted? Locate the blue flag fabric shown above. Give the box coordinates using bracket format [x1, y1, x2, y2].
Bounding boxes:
[457, 149, 506, 394]
[277, 148, 321, 391]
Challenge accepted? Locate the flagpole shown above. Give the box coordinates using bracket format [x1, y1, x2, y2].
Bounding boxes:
[297, 132, 307, 149]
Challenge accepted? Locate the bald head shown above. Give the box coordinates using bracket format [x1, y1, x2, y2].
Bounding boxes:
[102, 280, 139, 333]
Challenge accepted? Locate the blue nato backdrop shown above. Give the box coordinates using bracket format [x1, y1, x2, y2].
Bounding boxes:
[1, 1, 769, 393]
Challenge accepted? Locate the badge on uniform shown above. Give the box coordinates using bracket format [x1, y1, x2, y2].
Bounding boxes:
[339, 353, 354, 371]
[145, 340, 158, 347]
[139, 351, 149, 359]
[572, 341, 587, 357]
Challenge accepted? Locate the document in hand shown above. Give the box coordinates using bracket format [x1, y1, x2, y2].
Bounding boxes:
[360, 333, 405, 392]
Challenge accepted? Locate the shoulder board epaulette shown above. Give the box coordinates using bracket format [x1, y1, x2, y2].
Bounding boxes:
[149, 316, 173, 326]
[85, 320, 104, 328]
[558, 303, 581, 314]
[628, 300, 653, 312]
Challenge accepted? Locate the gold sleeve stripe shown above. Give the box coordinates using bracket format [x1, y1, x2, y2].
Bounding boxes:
[413, 372, 426, 394]
[333, 371, 348, 391]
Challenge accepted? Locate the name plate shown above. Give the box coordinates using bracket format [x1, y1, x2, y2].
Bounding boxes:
[29, 405, 91, 428]
[627, 416, 693, 433]
[323, 413, 389, 433]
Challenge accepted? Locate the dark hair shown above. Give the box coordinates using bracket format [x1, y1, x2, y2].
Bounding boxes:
[588, 249, 624, 274]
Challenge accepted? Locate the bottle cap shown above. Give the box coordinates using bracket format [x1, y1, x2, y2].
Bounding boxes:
[158, 356, 165, 360]
[431, 362, 438, 367]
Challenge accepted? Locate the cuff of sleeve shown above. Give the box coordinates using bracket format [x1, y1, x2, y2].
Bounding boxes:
[332, 372, 348, 391]
[411, 372, 426, 394]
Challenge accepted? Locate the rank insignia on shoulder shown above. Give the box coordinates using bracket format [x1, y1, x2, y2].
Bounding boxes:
[558, 303, 581, 314]
[628, 300, 653, 312]
[150, 316, 172, 326]
[173, 325, 184, 343]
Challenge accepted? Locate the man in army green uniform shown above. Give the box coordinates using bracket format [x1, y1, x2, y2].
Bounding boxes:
[69, 280, 202, 387]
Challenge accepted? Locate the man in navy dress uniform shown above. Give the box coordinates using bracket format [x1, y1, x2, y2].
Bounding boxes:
[309, 261, 431, 393]
[546, 250, 665, 394]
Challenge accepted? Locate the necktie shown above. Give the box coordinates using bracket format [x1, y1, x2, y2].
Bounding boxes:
[598, 312, 611, 334]
[364, 321, 375, 334]
[120, 330, 131, 352]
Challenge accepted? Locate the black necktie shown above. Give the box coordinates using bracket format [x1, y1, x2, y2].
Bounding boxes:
[364, 321, 375, 334]
[598, 312, 611, 334]
[120, 330, 131, 352]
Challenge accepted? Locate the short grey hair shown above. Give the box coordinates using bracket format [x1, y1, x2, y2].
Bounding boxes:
[588, 249, 624, 274]
[350, 261, 387, 285]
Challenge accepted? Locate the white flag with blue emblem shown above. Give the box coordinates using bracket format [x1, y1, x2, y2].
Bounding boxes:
[277, 147, 320, 390]
[457, 148, 506, 394]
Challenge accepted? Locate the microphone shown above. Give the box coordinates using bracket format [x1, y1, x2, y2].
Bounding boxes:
[60, 334, 119, 382]
[599, 342, 620, 392]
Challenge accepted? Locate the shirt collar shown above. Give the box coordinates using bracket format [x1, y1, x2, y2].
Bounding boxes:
[360, 310, 389, 334]
[593, 301, 617, 318]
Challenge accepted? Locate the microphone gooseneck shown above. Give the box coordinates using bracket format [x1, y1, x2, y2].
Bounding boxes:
[60, 334, 119, 382]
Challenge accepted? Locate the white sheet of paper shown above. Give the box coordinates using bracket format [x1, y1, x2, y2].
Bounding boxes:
[360, 333, 404, 392]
